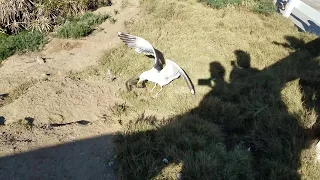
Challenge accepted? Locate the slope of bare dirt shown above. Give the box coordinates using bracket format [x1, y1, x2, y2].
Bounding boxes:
[0, 0, 140, 179]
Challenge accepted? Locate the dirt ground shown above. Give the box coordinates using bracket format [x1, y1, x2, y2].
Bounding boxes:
[0, 0, 140, 179]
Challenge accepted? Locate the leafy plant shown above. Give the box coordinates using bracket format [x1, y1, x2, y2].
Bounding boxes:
[0, 30, 46, 61]
[109, 102, 129, 117]
[56, 12, 110, 38]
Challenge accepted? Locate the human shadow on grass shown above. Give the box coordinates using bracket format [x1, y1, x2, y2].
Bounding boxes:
[115, 36, 320, 179]
[0, 116, 5, 125]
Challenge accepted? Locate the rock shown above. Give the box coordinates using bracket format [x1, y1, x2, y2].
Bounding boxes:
[108, 161, 114, 166]
[35, 56, 46, 64]
[162, 158, 169, 164]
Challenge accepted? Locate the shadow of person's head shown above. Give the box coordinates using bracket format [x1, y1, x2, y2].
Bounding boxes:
[0, 116, 5, 126]
[285, 35, 305, 49]
[233, 50, 251, 69]
[210, 62, 225, 80]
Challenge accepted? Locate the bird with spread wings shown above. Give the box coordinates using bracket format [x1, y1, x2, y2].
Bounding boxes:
[117, 32, 195, 97]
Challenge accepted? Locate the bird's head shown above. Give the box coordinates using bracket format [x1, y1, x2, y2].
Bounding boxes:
[137, 71, 149, 84]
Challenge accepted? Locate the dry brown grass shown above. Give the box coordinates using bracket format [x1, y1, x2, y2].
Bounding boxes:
[0, 0, 111, 34]
[0, 0, 33, 34]
[99, 0, 315, 113]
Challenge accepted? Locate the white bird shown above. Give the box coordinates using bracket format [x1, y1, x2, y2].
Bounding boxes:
[117, 32, 195, 97]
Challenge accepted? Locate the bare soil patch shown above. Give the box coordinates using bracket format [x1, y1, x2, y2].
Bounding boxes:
[0, 0, 140, 179]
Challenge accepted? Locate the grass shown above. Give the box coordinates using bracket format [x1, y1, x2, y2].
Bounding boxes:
[109, 102, 129, 117]
[198, 0, 276, 15]
[56, 12, 110, 39]
[0, 31, 46, 61]
[0, 5, 112, 61]
[66, 0, 319, 179]
[252, 0, 276, 16]
[198, 0, 242, 9]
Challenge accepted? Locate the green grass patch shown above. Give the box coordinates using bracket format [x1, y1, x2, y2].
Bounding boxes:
[0, 31, 46, 61]
[116, 115, 255, 179]
[197, 0, 276, 15]
[56, 12, 110, 39]
[252, 0, 276, 16]
[198, 0, 242, 9]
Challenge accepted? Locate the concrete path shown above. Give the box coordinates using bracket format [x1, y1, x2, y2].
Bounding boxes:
[302, 0, 320, 12]
[288, 0, 320, 35]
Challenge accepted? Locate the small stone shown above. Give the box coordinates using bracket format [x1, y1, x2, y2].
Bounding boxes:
[177, 173, 182, 180]
[162, 158, 169, 164]
[108, 161, 114, 166]
[35, 56, 45, 64]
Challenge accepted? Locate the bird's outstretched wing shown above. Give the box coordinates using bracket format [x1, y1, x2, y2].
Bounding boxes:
[165, 59, 195, 95]
[117, 32, 162, 70]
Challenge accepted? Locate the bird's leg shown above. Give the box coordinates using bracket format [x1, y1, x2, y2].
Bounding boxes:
[150, 83, 157, 93]
[153, 86, 163, 98]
